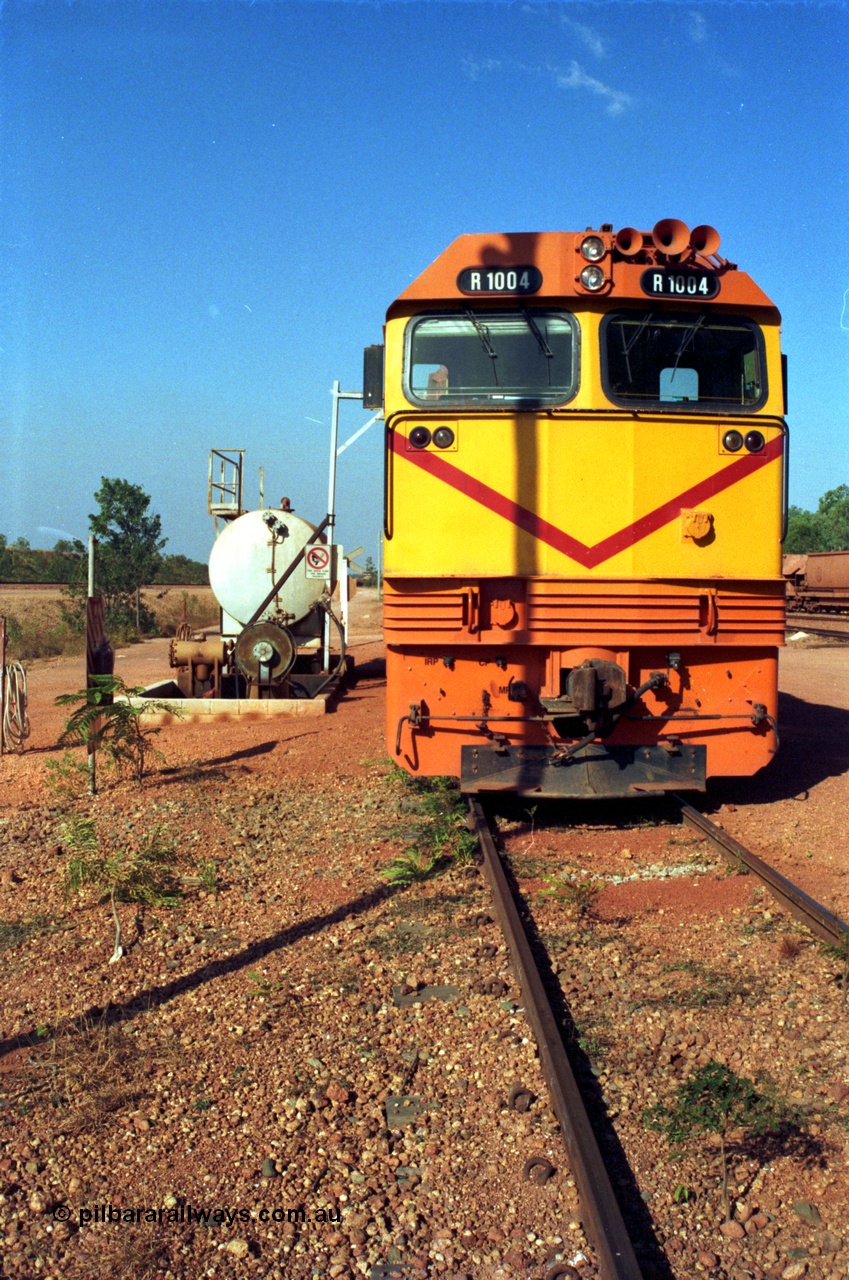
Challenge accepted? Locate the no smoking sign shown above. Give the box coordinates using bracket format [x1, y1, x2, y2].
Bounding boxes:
[305, 544, 332, 580]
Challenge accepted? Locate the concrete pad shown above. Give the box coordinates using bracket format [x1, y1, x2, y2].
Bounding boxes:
[122, 693, 331, 726]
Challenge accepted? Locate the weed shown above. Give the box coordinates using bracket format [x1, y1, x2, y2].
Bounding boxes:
[645, 1061, 789, 1220]
[383, 774, 476, 886]
[540, 873, 603, 919]
[673, 1183, 691, 1204]
[193, 1097, 212, 1111]
[653, 960, 752, 1010]
[778, 934, 803, 960]
[524, 804, 539, 849]
[247, 971, 274, 995]
[821, 931, 849, 1003]
[197, 858, 220, 893]
[575, 1027, 605, 1062]
[383, 847, 442, 887]
[61, 818, 180, 962]
[44, 750, 90, 801]
[26, 1013, 156, 1137]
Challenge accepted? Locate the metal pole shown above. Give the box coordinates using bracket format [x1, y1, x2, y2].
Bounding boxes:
[87, 537, 96, 796]
[328, 380, 341, 531]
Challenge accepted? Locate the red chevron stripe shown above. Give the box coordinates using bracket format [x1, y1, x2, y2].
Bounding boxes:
[392, 431, 783, 568]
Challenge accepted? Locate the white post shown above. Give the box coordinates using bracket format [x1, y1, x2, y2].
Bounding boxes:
[328, 380, 341, 533]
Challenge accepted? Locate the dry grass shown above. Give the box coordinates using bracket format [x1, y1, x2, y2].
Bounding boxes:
[0, 588, 82, 660]
[21, 1011, 171, 1137]
[0, 585, 219, 661]
[778, 934, 804, 960]
[63, 1230, 173, 1280]
[140, 586, 219, 635]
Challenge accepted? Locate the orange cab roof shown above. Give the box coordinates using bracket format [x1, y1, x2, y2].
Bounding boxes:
[388, 228, 778, 315]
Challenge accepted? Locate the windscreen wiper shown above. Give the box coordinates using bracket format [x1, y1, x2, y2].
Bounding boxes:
[520, 307, 553, 360]
[619, 310, 656, 384]
[669, 315, 705, 382]
[464, 309, 499, 385]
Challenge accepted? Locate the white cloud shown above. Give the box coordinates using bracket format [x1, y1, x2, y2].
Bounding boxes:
[463, 52, 634, 116]
[561, 17, 606, 59]
[545, 59, 635, 116]
[462, 56, 503, 80]
[689, 11, 708, 43]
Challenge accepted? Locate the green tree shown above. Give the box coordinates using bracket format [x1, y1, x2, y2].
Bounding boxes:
[64, 477, 167, 632]
[361, 555, 379, 587]
[784, 506, 826, 554]
[818, 484, 849, 550]
[152, 552, 209, 586]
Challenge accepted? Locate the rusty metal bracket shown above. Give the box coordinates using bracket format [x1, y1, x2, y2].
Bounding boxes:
[508, 1084, 535, 1112]
[523, 1155, 556, 1185]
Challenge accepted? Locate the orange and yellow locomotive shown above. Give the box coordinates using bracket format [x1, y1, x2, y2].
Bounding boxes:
[368, 220, 786, 797]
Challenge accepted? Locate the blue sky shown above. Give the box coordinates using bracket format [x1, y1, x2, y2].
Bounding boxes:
[2, 0, 847, 564]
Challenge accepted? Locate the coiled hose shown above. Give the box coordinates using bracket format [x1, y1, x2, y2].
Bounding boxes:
[2, 662, 30, 753]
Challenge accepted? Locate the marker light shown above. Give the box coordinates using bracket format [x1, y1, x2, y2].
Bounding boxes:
[580, 264, 606, 291]
[722, 430, 743, 452]
[745, 430, 765, 453]
[409, 426, 431, 449]
[433, 426, 455, 449]
[580, 235, 605, 262]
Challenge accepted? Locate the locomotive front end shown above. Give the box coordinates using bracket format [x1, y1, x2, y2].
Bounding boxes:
[378, 224, 786, 797]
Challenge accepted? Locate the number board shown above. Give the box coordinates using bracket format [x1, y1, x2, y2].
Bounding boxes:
[640, 269, 720, 300]
[457, 266, 543, 295]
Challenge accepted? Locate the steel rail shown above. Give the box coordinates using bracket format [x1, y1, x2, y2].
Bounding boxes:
[468, 798, 643, 1280]
[785, 622, 849, 644]
[674, 796, 849, 948]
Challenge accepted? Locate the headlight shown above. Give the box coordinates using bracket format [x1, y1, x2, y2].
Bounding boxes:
[433, 426, 455, 449]
[580, 264, 606, 291]
[409, 426, 431, 449]
[745, 430, 765, 453]
[580, 235, 605, 262]
[722, 430, 743, 452]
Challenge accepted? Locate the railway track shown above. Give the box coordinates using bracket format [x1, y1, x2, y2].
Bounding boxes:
[467, 795, 849, 1280]
[786, 614, 849, 643]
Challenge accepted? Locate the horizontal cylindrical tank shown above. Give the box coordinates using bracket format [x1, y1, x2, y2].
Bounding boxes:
[209, 509, 327, 627]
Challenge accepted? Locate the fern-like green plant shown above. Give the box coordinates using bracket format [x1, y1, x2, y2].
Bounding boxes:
[382, 847, 441, 887]
[55, 674, 180, 787]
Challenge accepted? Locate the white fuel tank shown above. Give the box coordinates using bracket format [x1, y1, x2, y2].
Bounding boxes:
[208, 509, 327, 627]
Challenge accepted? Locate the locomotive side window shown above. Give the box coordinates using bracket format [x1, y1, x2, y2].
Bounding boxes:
[601, 312, 766, 412]
[406, 311, 577, 408]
